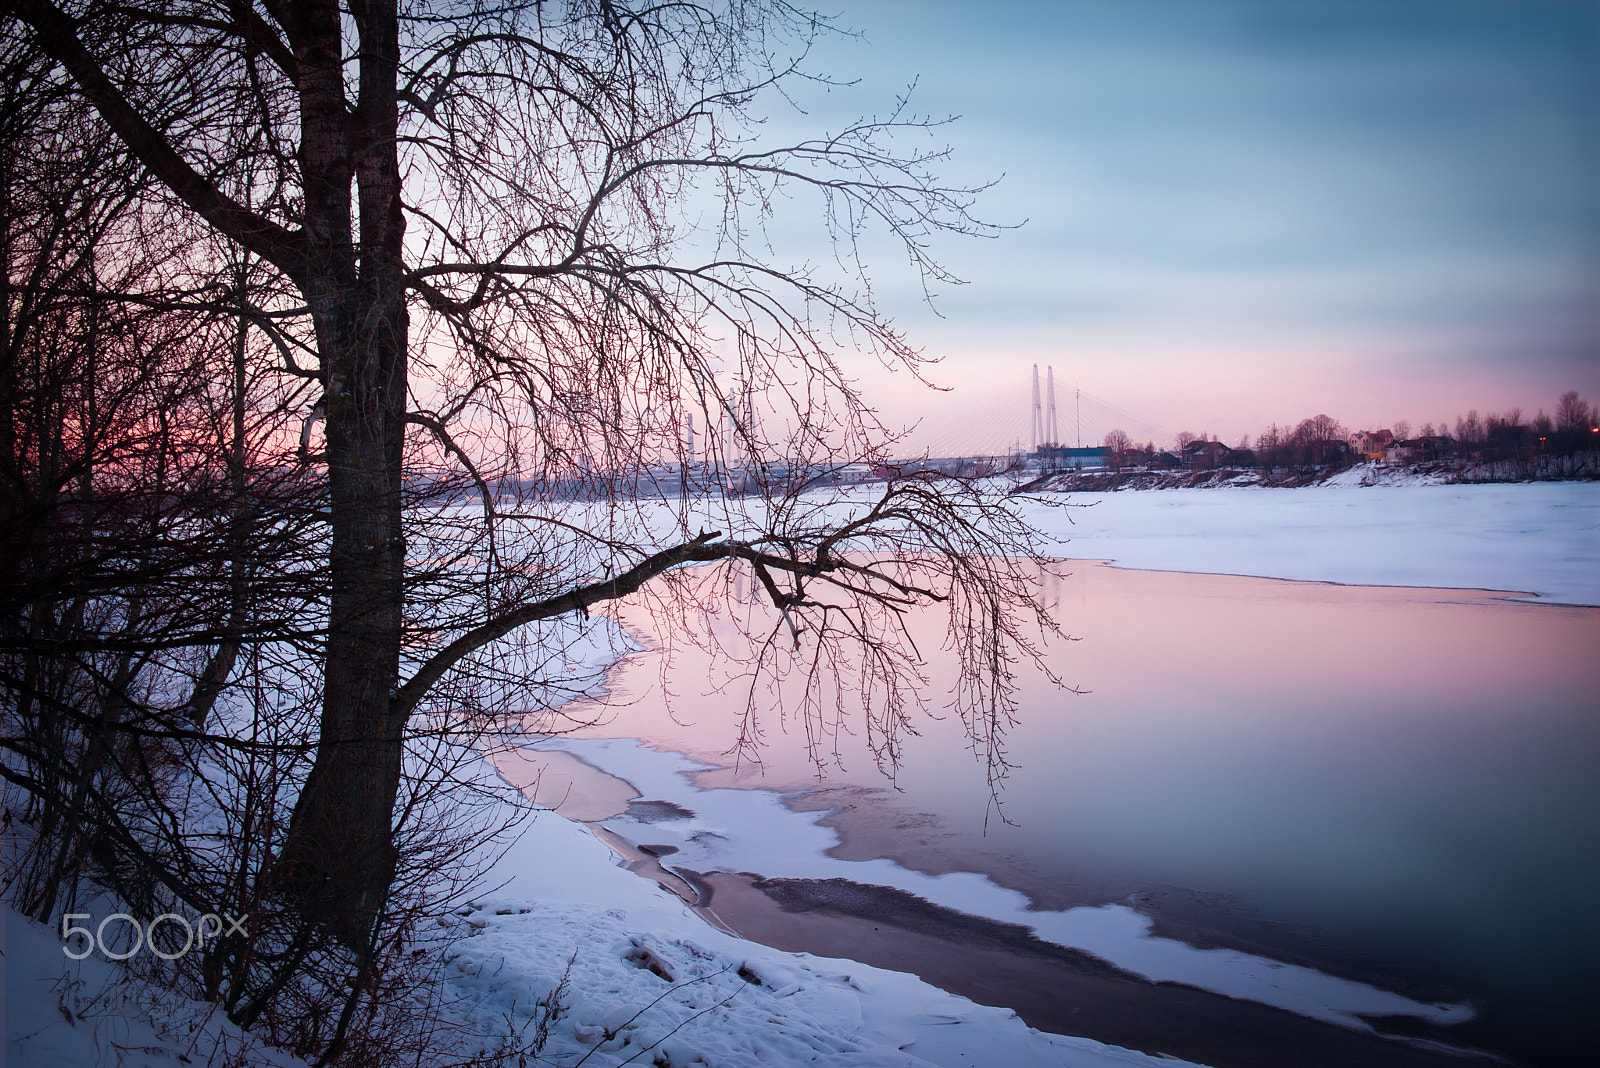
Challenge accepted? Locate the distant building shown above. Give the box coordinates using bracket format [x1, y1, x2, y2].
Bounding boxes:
[1120, 447, 1153, 469]
[1349, 429, 1395, 461]
[1486, 425, 1535, 461]
[1150, 450, 1182, 470]
[1180, 439, 1254, 469]
[1388, 436, 1454, 463]
[1036, 444, 1110, 470]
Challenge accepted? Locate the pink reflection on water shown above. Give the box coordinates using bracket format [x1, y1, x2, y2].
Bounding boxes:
[544, 561, 1600, 935]
[557, 561, 1597, 800]
[520, 561, 1600, 1056]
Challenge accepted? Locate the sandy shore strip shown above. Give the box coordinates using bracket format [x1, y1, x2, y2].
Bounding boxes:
[488, 743, 639, 822]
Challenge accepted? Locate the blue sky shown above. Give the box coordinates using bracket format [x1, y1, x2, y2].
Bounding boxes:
[769, 0, 1600, 446]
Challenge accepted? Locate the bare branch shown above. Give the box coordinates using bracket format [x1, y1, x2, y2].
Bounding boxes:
[7, 0, 306, 278]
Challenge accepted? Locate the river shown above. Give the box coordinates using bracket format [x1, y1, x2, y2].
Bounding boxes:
[500, 557, 1600, 1066]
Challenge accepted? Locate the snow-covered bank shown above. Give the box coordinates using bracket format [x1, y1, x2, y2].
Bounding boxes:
[1016, 482, 1600, 605]
[4, 812, 1209, 1068]
[504, 737, 1473, 1036]
[463, 477, 1600, 606]
[628, 478, 1600, 605]
[445, 805, 1211, 1068]
[3, 905, 312, 1068]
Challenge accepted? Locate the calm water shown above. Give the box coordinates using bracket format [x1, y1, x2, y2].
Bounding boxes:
[555, 561, 1600, 1064]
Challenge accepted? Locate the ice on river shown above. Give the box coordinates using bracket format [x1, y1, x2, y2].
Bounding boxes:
[1017, 480, 1600, 605]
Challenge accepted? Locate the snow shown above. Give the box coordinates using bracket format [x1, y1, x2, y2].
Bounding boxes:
[567, 477, 1600, 605]
[4, 812, 1206, 1068]
[3, 905, 312, 1068]
[1016, 481, 1600, 605]
[445, 806, 1208, 1068]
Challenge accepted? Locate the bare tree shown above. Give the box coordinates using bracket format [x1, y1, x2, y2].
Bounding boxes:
[1557, 391, 1592, 435]
[1551, 391, 1596, 457]
[1256, 423, 1282, 470]
[8, 0, 1050, 1007]
[1102, 428, 1129, 470]
[1298, 414, 1348, 466]
[1455, 410, 1484, 453]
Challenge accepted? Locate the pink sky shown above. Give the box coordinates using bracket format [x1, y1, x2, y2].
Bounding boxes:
[790, 1, 1600, 453]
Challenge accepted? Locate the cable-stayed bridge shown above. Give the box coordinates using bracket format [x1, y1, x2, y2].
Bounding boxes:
[890, 367, 1179, 461]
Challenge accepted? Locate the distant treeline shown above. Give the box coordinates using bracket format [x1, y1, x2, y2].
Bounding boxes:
[1103, 390, 1598, 472]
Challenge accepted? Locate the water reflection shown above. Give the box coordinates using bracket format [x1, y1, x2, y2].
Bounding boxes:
[551, 560, 1600, 1063]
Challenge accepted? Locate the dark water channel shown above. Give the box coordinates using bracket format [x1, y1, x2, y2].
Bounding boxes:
[561, 561, 1600, 1066]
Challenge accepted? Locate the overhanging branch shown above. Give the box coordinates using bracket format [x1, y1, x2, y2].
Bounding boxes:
[391, 530, 725, 720]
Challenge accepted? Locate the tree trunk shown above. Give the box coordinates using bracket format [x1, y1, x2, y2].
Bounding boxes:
[272, 0, 410, 947]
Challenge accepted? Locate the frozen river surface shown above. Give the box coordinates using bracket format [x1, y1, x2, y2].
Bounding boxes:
[1021, 480, 1600, 605]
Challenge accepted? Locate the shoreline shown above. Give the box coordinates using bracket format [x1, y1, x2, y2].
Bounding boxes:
[495, 741, 1505, 1067]
[1019, 458, 1599, 494]
[489, 550, 1599, 1065]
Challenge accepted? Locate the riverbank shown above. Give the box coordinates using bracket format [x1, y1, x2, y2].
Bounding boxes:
[489, 723, 1515, 1062]
[496, 729, 1506, 1068]
[1020, 455, 1599, 494]
[482, 740, 1497, 1068]
[683, 872, 1489, 1068]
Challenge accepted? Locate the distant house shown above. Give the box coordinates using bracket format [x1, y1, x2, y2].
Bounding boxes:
[1486, 424, 1535, 461]
[1349, 429, 1395, 461]
[1180, 440, 1220, 468]
[1150, 450, 1182, 470]
[1120, 447, 1153, 468]
[1180, 439, 1253, 469]
[1389, 435, 1454, 463]
[837, 463, 873, 483]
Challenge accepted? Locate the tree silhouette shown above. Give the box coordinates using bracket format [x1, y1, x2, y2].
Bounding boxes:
[1557, 391, 1592, 436]
[6, 1, 1053, 1014]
